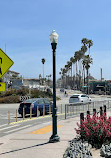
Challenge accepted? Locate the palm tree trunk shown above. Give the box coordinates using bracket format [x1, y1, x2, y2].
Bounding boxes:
[73, 63, 75, 89]
[43, 64, 44, 79]
[76, 62, 78, 78]
[42, 64, 44, 85]
[79, 60, 82, 90]
[71, 65, 72, 89]
[87, 68, 89, 94]
[83, 65, 85, 86]
[76, 62, 78, 88]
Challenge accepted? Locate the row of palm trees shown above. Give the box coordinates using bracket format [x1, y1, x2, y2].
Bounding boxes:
[59, 38, 93, 93]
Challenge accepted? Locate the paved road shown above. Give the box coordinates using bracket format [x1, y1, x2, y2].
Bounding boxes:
[0, 89, 111, 138]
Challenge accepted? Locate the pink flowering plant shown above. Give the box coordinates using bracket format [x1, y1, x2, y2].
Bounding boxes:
[75, 113, 111, 148]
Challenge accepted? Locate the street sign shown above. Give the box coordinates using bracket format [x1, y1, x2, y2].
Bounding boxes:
[0, 82, 5, 91]
[0, 48, 14, 78]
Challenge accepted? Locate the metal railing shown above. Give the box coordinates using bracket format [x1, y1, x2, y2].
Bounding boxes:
[7, 100, 111, 124]
[64, 100, 111, 119]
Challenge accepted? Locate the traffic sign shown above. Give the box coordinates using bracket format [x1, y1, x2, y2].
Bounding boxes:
[0, 82, 5, 91]
[0, 48, 14, 78]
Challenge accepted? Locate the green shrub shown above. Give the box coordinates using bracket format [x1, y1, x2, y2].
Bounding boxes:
[30, 89, 53, 98]
[0, 88, 29, 97]
[16, 88, 29, 96]
[3, 89, 16, 96]
[0, 95, 20, 103]
[0, 88, 53, 103]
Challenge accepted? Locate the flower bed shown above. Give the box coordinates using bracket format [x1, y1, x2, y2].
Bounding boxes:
[75, 113, 111, 149]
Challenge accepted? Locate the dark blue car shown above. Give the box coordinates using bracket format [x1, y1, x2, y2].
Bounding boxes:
[18, 98, 53, 117]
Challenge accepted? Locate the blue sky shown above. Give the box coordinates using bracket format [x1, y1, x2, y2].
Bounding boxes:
[0, 0, 111, 80]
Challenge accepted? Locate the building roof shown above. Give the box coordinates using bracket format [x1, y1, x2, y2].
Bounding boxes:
[8, 70, 20, 74]
[23, 79, 40, 81]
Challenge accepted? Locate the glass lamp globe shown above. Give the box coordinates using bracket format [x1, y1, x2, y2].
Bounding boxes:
[49, 30, 59, 44]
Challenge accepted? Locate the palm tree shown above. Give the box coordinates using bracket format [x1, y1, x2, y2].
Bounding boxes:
[74, 50, 84, 89]
[60, 68, 63, 72]
[81, 38, 88, 46]
[81, 45, 87, 86]
[82, 59, 86, 86]
[59, 72, 61, 75]
[74, 51, 79, 89]
[81, 38, 93, 55]
[66, 61, 71, 87]
[64, 64, 69, 87]
[81, 38, 93, 87]
[69, 61, 72, 88]
[81, 45, 87, 54]
[70, 57, 73, 78]
[62, 68, 66, 88]
[87, 40, 93, 55]
[74, 51, 79, 79]
[70, 57, 75, 88]
[59, 72, 62, 87]
[72, 57, 76, 89]
[82, 55, 93, 94]
[59, 68, 63, 87]
[41, 58, 45, 81]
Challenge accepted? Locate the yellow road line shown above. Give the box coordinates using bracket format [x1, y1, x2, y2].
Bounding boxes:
[10, 113, 66, 125]
[10, 114, 52, 125]
[30, 125, 62, 134]
[10, 111, 83, 125]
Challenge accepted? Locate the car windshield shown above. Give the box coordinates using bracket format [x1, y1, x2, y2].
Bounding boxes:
[81, 95, 87, 97]
[23, 98, 38, 103]
[70, 95, 79, 98]
[44, 99, 50, 104]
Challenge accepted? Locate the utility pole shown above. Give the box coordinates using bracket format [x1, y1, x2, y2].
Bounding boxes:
[101, 68, 102, 81]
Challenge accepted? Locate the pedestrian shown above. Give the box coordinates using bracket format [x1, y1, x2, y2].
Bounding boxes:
[64, 91, 68, 97]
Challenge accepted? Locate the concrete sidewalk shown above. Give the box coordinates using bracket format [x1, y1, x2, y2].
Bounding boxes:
[0, 116, 80, 158]
[0, 110, 111, 158]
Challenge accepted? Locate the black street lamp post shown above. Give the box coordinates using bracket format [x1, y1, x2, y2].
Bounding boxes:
[49, 30, 60, 143]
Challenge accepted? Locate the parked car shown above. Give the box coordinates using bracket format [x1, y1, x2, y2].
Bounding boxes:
[69, 94, 91, 103]
[18, 98, 53, 117]
[60, 88, 64, 92]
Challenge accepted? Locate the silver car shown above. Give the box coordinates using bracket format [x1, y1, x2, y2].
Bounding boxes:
[69, 94, 91, 103]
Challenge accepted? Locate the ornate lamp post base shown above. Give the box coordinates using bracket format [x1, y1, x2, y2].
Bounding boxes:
[49, 134, 60, 143]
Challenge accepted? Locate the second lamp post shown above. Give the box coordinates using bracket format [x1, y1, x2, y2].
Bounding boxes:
[49, 30, 60, 143]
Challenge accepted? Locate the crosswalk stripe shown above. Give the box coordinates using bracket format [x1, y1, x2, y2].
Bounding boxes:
[5, 125, 31, 133]
[0, 124, 20, 131]
[0, 124, 8, 128]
